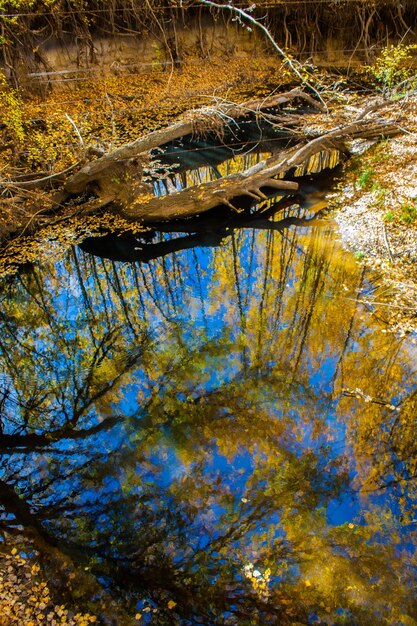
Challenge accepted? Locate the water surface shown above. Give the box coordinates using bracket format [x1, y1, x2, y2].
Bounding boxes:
[0, 149, 417, 625]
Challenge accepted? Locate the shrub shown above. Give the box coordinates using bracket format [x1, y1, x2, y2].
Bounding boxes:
[0, 70, 25, 145]
[369, 43, 417, 90]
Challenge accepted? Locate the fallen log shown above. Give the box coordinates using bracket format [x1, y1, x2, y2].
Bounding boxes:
[117, 118, 400, 223]
[0, 96, 402, 253]
[63, 88, 322, 197]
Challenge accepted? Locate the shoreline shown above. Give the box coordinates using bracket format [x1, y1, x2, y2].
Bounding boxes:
[330, 115, 417, 334]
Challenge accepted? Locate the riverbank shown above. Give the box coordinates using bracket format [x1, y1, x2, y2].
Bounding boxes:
[330, 95, 417, 334]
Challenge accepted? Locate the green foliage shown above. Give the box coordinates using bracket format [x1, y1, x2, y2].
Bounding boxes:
[369, 43, 417, 90]
[0, 70, 25, 144]
[383, 199, 417, 225]
[357, 166, 374, 189]
[371, 182, 385, 197]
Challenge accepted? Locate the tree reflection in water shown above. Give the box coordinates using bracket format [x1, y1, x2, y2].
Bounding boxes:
[0, 203, 417, 625]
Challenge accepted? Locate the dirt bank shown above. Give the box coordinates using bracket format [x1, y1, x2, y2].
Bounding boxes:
[330, 95, 417, 334]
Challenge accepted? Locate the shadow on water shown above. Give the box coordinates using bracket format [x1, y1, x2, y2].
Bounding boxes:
[80, 129, 340, 266]
[78, 199, 326, 264]
[0, 131, 417, 624]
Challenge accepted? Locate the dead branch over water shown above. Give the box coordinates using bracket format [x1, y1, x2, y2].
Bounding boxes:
[0, 89, 402, 248]
[62, 88, 321, 197]
[60, 90, 400, 223]
[118, 117, 400, 223]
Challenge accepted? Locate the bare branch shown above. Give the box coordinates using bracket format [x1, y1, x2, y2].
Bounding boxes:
[197, 0, 325, 104]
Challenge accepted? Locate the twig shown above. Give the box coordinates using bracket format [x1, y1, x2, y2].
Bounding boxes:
[197, 0, 325, 106]
[1, 161, 82, 190]
[65, 113, 85, 153]
[383, 222, 394, 263]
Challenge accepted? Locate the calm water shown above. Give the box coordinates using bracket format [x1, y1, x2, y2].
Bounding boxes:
[1, 143, 417, 624]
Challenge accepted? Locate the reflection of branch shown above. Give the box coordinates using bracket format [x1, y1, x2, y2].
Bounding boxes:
[72, 337, 145, 424]
[72, 328, 119, 423]
[28, 457, 97, 503]
[79, 201, 324, 264]
[361, 472, 417, 494]
[0, 387, 9, 432]
[342, 387, 399, 411]
[0, 479, 75, 555]
[0, 415, 122, 453]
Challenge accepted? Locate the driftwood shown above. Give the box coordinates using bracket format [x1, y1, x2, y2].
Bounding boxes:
[0, 89, 402, 251]
[63, 88, 322, 197]
[116, 117, 399, 223]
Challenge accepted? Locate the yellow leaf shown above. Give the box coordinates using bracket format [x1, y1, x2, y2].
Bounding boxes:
[167, 600, 177, 610]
